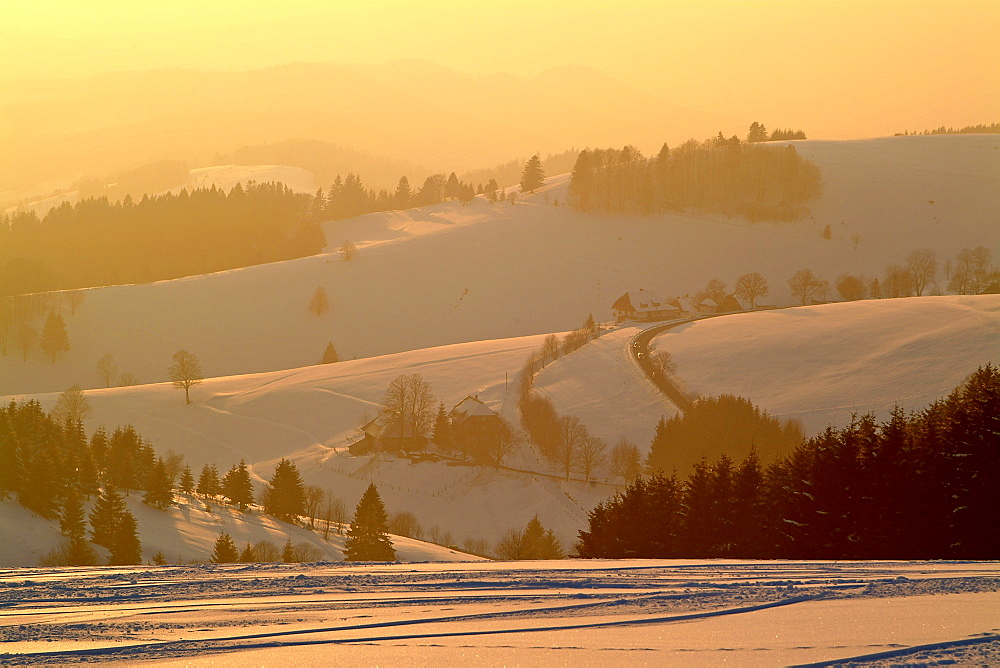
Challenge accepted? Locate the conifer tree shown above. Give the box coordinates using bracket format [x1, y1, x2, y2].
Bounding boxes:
[143, 458, 174, 509]
[89, 486, 127, 549]
[222, 460, 254, 511]
[40, 312, 70, 362]
[265, 459, 305, 522]
[344, 483, 395, 561]
[520, 155, 545, 193]
[239, 543, 257, 563]
[211, 532, 239, 563]
[431, 402, 452, 448]
[179, 465, 195, 494]
[395, 176, 411, 208]
[308, 287, 330, 316]
[521, 516, 563, 559]
[108, 507, 142, 565]
[197, 464, 221, 497]
[321, 341, 339, 364]
[60, 485, 88, 539]
[282, 538, 298, 562]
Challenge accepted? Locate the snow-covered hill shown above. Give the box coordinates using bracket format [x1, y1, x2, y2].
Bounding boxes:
[0, 492, 477, 568]
[648, 295, 1000, 435]
[2, 135, 997, 397]
[4, 296, 996, 563]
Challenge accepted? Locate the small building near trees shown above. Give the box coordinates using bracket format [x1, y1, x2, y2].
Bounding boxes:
[351, 412, 428, 455]
[449, 396, 502, 462]
[612, 290, 683, 323]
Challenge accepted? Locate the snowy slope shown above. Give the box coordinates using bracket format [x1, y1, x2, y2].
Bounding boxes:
[2, 560, 997, 665]
[5, 164, 319, 219]
[3, 135, 997, 396]
[5, 297, 995, 562]
[0, 492, 478, 569]
[650, 295, 1000, 435]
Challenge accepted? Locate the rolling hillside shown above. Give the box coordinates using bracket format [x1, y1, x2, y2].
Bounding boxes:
[2, 135, 997, 397]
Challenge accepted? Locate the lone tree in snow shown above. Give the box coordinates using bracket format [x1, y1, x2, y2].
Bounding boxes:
[320, 341, 339, 364]
[340, 240, 357, 260]
[308, 286, 330, 316]
[96, 353, 118, 387]
[734, 272, 769, 309]
[520, 154, 545, 193]
[168, 349, 203, 404]
[40, 311, 70, 362]
[345, 483, 396, 561]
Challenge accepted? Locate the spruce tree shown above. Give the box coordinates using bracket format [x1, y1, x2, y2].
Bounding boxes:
[60, 485, 87, 539]
[108, 506, 142, 565]
[143, 458, 174, 509]
[520, 155, 545, 193]
[239, 543, 257, 563]
[321, 341, 339, 364]
[282, 538, 297, 563]
[179, 465, 195, 494]
[265, 459, 305, 522]
[89, 486, 126, 549]
[431, 402, 452, 449]
[222, 460, 254, 511]
[345, 483, 395, 561]
[197, 464, 221, 497]
[211, 532, 239, 563]
[40, 312, 70, 362]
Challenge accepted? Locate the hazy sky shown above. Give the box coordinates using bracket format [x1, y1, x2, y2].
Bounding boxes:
[4, 0, 998, 139]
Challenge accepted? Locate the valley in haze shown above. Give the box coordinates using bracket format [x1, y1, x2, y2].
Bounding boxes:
[2, 1, 998, 664]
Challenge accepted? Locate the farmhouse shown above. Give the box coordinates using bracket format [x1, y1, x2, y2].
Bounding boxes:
[612, 290, 683, 323]
[350, 411, 428, 455]
[449, 395, 503, 462]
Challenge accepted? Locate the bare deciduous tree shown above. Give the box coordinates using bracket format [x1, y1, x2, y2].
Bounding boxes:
[734, 272, 769, 309]
[701, 278, 728, 307]
[64, 290, 85, 315]
[610, 437, 642, 481]
[96, 353, 118, 387]
[649, 350, 678, 380]
[389, 511, 423, 539]
[52, 385, 93, 424]
[381, 373, 435, 439]
[168, 349, 203, 404]
[578, 435, 607, 482]
[541, 334, 560, 366]
[552, 415, 587, 480]
[906, 249, 938, 297]
[787, 268, 824, 305]
[303, 485, 325, 528]
[340, 240, 357, 260]
[949, 247, 995, 295]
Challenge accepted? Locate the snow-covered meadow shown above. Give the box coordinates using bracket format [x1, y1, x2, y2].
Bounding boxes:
[1, 560, 997, 665]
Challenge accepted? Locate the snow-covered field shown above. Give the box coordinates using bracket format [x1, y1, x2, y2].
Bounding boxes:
[3, 135, 996, 396]
[649, 295, 1000, 434]
[1, 560, 996, 665]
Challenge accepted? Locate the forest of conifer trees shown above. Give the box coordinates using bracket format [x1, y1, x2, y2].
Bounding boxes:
[577, 365, 999, 560]
[568, 133, 822, 221]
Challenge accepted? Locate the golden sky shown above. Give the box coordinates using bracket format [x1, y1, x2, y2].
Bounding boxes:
[4, 0, 998, 139]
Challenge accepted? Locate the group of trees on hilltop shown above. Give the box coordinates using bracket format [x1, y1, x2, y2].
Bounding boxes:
[894, 122, 999, 136]
[0, 181, 324, 297]
[568, 128, 821, 221]
[578, 365, 999, 559]
[645, 396, 803, 475]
